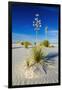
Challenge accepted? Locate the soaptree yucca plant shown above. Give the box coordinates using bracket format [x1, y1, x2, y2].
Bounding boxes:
[26, 45, 48, 73]
[32, 46, 44, 63]
[26, 46, 46, 65]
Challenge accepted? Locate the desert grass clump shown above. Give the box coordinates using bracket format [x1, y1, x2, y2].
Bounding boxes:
[24, 41, 29, 48]
[21, 42, 24, 45]
[24, 41, 32, 48]
[42, 40, 50, 47]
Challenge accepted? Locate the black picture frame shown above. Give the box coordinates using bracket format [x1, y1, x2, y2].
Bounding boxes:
[8, 1, 61, 88]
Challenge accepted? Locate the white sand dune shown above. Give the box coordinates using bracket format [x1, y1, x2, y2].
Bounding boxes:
[12, 45, 58, 85]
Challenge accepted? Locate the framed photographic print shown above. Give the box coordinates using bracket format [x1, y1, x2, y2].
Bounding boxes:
[8, 1, 61, 88]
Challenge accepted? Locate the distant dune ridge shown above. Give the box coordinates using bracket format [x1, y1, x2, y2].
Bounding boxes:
[12, 44, 58, 85]
[12, 42, 58, 48]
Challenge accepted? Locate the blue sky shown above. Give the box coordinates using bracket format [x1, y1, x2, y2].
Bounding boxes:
[12, 4, 59, 43]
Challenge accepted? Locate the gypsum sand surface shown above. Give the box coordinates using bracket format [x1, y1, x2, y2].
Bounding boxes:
[12, 46, 58, 85]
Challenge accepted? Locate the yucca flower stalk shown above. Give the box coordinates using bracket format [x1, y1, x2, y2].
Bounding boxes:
[33, 14, 41, 44]
[45, 26, 48, 40]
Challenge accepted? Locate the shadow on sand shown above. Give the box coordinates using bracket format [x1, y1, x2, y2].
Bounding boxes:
[41, 53, 58, 74]
[44, 52, 58, 61]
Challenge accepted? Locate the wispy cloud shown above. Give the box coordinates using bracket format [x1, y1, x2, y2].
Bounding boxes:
[12, 29, 58, 44]
[12, 33, 35, 42]
[12, 32, 45, 42]
[47, 30, 58, 38]
[48, 30, 58, 35]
